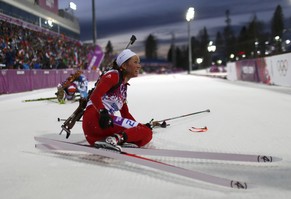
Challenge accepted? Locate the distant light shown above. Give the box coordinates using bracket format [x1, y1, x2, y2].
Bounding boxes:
[196, 58, 203, 64]
[207, 44, 216, 52]
[47, 19, 53, 27]
[274, 36, 280, 41]
[186, 7, 195, 22]
[69, 2, 77, 10]
[286, 39, 291, 45]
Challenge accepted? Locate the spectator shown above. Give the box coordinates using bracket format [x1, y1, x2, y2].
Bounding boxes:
[5, 47, 15, 69]
[0, 19, 96, 70]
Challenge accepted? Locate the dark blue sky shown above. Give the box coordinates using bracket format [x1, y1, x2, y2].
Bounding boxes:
[58, 0, 291, 55]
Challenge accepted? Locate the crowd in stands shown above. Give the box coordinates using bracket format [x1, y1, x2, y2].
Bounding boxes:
[0, 20, 95, 69]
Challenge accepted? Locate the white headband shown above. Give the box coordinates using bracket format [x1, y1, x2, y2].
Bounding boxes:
[116, 49, 136, 67]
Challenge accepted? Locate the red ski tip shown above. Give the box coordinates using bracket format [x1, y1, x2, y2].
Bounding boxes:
[189, 126, 208, 133]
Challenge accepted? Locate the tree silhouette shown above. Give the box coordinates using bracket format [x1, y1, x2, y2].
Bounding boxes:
[271, 5, 284, 53]
[100, 40, 114, 71]
[144, 34, 157, 59]
[223, 10, 236, 61]
[198, 27, 210, 68]
[271, 5, 284, 38]
[215, 31, 225, 63]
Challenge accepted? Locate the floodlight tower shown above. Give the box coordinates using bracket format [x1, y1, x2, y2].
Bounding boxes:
[186, 7, 195, 74]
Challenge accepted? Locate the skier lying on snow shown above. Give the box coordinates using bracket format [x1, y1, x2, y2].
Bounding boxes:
[82, 49, 153, 151]
[56, 70, 88, 103]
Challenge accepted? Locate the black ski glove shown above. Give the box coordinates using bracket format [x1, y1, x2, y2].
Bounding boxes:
[145, 120, 167, 129]
[145, 122, 153, 130]
[144, 119, 154, 130]
[99, 109, 114, 129]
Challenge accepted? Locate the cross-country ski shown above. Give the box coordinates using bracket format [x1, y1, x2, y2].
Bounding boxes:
[34, 137, 281, 163]
[34, 136, 248, 189]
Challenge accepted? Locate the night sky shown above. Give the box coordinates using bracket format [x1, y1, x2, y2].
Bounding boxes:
[58, 0, 291, 55]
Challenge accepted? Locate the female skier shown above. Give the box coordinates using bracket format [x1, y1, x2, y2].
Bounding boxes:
[82, 49, 152, 151]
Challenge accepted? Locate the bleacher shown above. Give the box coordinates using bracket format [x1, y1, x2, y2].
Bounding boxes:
[0, 0, 100, 94]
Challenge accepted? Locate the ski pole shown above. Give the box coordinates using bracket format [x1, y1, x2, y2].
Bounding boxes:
[58, 118, 82, 122]
[23, 94, 80, 102]
[155, 109, 210, 123]
[58, 109, 210, 129]
[22, 96, 58, 102]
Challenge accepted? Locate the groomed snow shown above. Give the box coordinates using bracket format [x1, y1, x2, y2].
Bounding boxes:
[1, 73, 291, 199]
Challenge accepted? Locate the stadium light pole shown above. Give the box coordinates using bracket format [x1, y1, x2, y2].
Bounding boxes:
[186, 7, 195, 74]
[92, 0, 97, 45]
[207, 41, 216, 66]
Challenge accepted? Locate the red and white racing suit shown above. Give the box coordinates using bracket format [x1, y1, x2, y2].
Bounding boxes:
[82, 70, 152, 147]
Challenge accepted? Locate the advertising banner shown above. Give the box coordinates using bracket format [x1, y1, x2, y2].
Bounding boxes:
[87, 45, 104, 70]
[227, 52, 291, 86]
[235, 59, 260, 82]
[0, 69, 99, 94]
[265, 54, 291, 86]
[37, 0, 59, 14]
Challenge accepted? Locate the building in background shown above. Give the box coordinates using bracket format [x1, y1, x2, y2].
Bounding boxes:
[0, 0, 80, 40]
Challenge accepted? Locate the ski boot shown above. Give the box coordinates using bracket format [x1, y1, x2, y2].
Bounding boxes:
[94, 132, 138, 152]
[55, 84, 65, 104]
